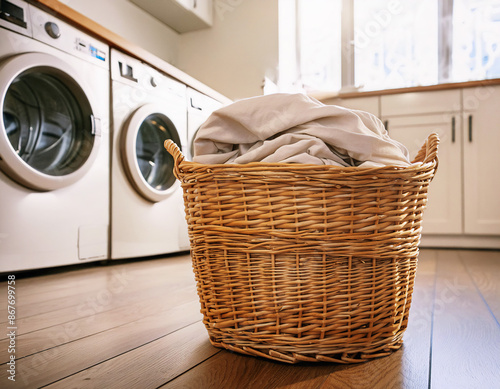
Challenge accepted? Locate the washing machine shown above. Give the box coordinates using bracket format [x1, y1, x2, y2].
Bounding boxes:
[110, 49, 189, 260]
[0, 0, 110, 272]
[186, 87, 224, 161]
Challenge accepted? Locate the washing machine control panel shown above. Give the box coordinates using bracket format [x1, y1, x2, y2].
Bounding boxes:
[111, 48, 186, 103]
[1, 0, 109, 68]
[29, 3, 108, 69]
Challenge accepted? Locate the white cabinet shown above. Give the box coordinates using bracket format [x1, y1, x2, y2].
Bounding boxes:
[384, 114, 463, 235]
[381, 86, 500, 241]
[381, 90, 463, 235]
[131, 0, 213, 33]
[321, 85, 500, 247]
[462, 85, 500, 235]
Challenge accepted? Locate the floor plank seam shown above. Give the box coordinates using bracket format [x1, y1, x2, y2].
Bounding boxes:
[426, 255, 439, 389]
[156, 349, 224, 388]
[460, 255, 500, 330]
[313, 372, 332, 389]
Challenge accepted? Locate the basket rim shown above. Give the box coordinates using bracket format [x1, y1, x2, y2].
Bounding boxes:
[177, 159, 431, 171]
[165, 133, 439, 176]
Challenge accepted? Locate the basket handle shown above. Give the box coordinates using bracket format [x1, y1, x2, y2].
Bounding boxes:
[164, 139, 185, 179]
[412, 133, 439, 167]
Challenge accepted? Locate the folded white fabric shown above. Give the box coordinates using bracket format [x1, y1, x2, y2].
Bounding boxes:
[193, 93, 412, 167]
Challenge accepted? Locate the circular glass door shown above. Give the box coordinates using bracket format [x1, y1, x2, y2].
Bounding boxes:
[122, 104, 182, 203]
[0, 53, 99, 191]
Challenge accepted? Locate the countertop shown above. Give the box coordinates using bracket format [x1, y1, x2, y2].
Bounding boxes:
[311, 78, 500, 102]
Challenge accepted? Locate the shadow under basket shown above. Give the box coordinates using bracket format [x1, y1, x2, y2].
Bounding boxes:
[165, 133, 439, 364]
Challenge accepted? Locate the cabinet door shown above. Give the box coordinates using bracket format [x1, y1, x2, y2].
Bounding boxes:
[462, 85, 500, 235]
[384, 114, 463, 234]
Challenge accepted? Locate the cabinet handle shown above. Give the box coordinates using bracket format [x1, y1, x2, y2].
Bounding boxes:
[451, 116, 455, 143]
[193, 0, 197, 8]
[384, 120, 389, 133]
[468, 115, 473, 142]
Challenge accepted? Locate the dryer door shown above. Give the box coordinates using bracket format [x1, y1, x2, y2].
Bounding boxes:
[121, 103, 182, 203]
[0, 53, 100, 191]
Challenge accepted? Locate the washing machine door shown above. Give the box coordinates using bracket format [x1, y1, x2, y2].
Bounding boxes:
[121, 103, 182, 203]
[0, 53, 100, 191]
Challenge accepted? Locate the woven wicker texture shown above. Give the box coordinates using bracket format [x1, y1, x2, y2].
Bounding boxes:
[165, 133, 439, 364]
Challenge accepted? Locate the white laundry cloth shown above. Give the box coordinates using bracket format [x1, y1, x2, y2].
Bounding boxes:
[193, 93, 412, 167]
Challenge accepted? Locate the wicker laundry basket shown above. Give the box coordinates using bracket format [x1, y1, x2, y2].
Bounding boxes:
[165, 133, 439, 364]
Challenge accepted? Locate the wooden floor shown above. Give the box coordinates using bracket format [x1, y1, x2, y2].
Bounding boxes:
[1, 248, 499, 389]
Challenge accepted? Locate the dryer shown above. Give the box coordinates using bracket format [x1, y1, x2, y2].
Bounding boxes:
[186, 87, 223, 161]
[0, 0, 110, 272]
[110, 49, 189, 260]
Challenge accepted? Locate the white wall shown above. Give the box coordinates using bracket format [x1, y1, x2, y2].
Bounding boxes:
[63, 0, 279, 100]
[177, 0, 279, 100]
[63, 0, 180, 65]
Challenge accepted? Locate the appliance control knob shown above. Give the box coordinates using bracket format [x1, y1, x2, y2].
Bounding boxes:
[45, 22, 61, 39]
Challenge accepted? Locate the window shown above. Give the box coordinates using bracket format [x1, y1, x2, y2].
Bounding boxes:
[297, 0, 342, 92]
[452, 0, 500, 82]
[354, 0, 438, 91]
[279, 0, 500, 93]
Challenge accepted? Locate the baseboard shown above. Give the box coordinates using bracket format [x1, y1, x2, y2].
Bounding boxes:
[420, 234, 500, 250]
